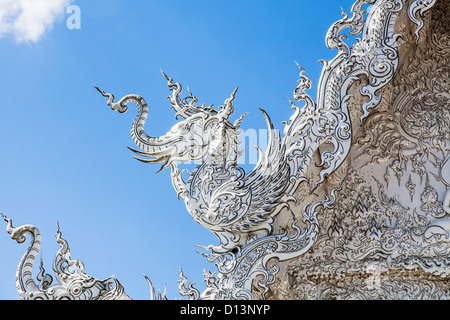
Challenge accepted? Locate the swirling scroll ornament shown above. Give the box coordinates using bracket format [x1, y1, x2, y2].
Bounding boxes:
[2, 213, 132, 300]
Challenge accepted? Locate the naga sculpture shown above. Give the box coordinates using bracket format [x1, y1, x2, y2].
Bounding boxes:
[1, 212, 133, 300]
[94, 72, 295, 255]
[4, 0, 449, 300]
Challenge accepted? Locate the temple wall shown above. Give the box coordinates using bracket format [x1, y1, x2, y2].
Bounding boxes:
[267, 0, 450, 299]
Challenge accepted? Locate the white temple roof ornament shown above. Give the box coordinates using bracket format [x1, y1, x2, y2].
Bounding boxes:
[4, 0, 449, 300]
[1, 212, 133, 300]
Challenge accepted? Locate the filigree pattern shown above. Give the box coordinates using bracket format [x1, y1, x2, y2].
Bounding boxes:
[275, 0, 450, 300]
[91, 0, 422, 300]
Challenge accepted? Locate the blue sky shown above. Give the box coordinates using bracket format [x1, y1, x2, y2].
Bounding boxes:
[0, 0, 356, 300]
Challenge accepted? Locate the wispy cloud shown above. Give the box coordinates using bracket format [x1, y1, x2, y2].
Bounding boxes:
[0, 0, 73, 43]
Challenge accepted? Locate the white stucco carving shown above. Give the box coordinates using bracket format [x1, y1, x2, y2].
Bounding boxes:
[3, 0, 448, 300]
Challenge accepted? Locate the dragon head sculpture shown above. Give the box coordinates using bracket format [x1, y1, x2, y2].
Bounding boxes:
[94, 71, 246, 173]
[95, 71, 290, 254]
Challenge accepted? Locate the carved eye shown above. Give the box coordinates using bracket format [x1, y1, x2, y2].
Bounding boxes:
[72, 286, 81, 295]
[70, 284, 83, 296]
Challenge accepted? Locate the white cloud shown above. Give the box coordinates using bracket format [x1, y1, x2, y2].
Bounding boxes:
[0, 0, 73, 43]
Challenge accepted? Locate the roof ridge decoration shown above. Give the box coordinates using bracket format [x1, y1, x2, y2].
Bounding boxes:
[5, 0, 448, 300]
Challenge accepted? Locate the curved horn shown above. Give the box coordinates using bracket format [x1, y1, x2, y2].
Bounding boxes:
[2, 213, 41, 297]
[233, 112, 249, 129]
[161, 70, 214, 119]
[218, 87, 238, 121]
